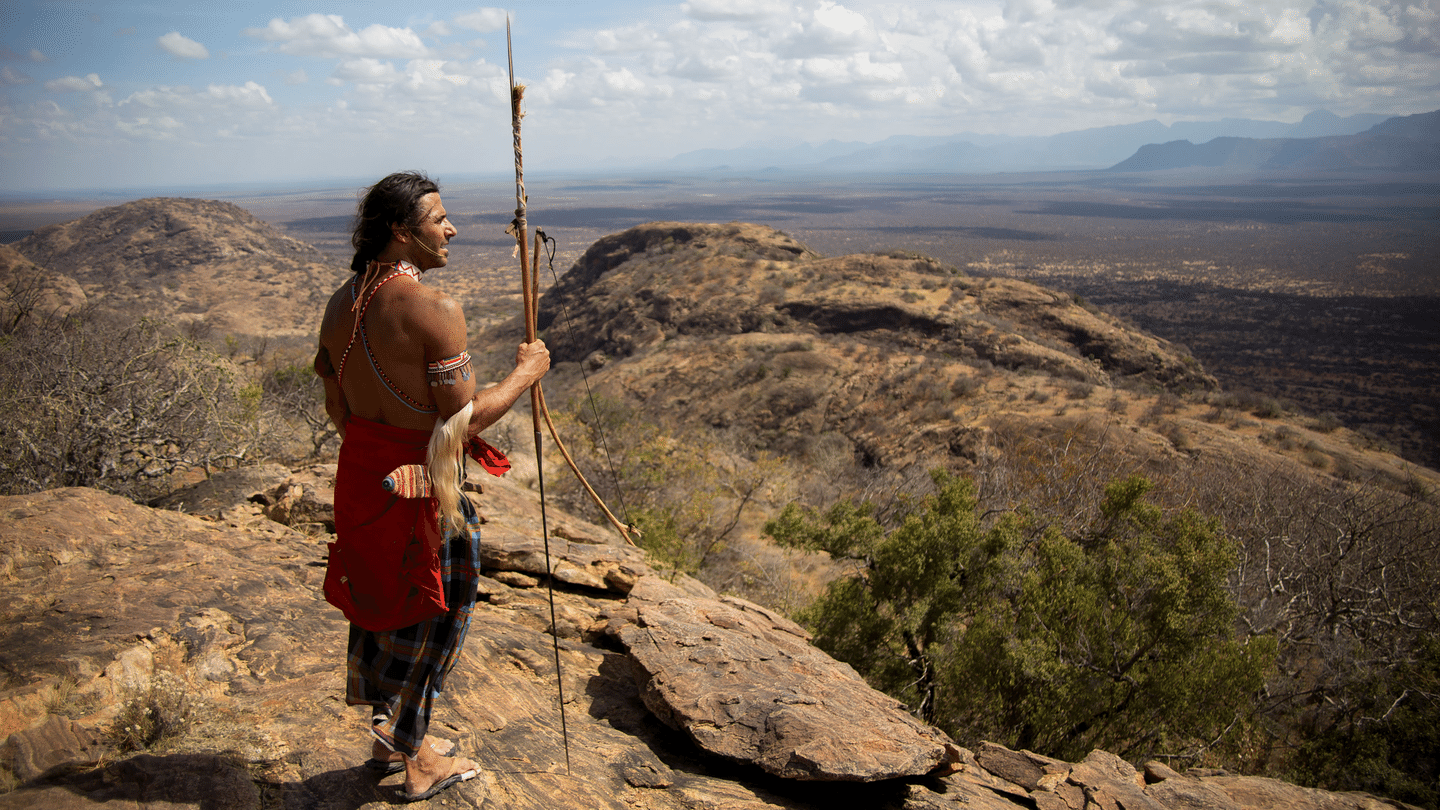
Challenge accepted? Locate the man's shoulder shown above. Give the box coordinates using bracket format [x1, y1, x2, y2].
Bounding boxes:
[395, 282, 460, 316]
[392, 283, 464, 342]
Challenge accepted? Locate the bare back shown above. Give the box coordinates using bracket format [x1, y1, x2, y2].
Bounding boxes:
[316, 271, 474, 434]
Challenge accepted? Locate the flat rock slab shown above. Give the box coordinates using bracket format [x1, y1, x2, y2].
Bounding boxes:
[614, 594, 954, 781]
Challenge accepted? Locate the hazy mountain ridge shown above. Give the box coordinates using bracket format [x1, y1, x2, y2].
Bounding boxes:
[663, 109, 1399, 174]
[1110, 109, 1440, 172]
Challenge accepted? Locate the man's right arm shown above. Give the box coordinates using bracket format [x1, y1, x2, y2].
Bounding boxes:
[314, 344, 350, 439]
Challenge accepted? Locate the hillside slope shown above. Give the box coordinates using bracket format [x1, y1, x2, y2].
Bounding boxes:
[13, 198, 345, 339]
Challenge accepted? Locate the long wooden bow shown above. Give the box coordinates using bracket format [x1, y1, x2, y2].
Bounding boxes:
[505, 21, 640, 548]
[506, 18, 571, 777]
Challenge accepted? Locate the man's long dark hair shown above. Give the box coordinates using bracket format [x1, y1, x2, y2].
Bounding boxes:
[350, 171, 440, 274]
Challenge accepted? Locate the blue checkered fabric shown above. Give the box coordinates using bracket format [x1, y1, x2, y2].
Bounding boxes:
[345, 497, 481, 757]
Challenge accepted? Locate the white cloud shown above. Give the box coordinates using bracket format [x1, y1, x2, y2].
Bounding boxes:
[46, 74, 104, 92]
[779, 1, 879, 57]
[158, 31, 210, 60]
[7, 0, 1439, 189]
[2, 66, 32, 85]
[123, 82, 274, 112]
[245, 14, 429, 59]
[29, 49, 46, 62]
[332, 58, 401, 85]
[454, 7, 508, 32]
[684, 0, 790, 21]
[203, 82, 274, 107]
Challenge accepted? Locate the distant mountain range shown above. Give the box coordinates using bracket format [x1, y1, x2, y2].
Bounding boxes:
[1109, 109, 1439, 172]
[662, 109, 1438, 175]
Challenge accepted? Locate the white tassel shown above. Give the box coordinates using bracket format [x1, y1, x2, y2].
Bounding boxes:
[428, 401, 474, 536]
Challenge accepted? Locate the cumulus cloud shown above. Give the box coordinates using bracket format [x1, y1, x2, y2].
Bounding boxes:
[30, 49, 47, 62]
[779, 2, 879, 58]
[9, 0, 1439, 188]
[245, 14, 429, 59]
[2, 66, 32, 85]
[331, 58, 401, 86]
[454, 7, 508, 32]
[158, 31, 210, 60]
[46, 74, 104, 92]
[529, 0, 1437, 153]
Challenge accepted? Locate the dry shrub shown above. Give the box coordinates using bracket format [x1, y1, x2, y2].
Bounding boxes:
[0, 309, 260, 499]
[108, 671, 197, 752]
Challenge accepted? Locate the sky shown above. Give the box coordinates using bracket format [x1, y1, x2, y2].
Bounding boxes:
[2, 0, 1437, 191]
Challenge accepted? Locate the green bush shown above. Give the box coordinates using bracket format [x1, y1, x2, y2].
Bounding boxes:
[768, 471, 1275, 764]
[1289, 637, 1440, 809]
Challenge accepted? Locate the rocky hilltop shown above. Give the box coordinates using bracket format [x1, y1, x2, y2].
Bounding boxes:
[515, 221, 1424, 485]
[0, 472, 1410, 809]
[13, 198, 345, 339]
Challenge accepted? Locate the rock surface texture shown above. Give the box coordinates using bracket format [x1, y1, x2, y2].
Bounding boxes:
[0, 475, 1418, 809]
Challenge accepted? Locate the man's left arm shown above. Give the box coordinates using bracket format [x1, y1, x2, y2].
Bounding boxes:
[420, 292, 548, 438]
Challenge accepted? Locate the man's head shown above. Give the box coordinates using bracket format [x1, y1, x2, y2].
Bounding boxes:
[351, 171, 443, 273]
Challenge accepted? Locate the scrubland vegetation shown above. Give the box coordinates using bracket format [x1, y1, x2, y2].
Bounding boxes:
[0, 302, 332, 501]
[555, 393, 1440, 808]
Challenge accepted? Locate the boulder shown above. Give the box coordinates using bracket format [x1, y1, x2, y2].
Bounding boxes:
[612, 593, 957, 780]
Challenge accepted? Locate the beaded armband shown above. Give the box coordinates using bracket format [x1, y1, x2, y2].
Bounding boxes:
[427, 351, 473, 386]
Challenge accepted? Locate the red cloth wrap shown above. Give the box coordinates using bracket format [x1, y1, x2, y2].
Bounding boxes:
[324, 416, 447, 632]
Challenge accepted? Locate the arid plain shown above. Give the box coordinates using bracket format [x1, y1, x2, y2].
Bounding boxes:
[4, 169, 1437, 468]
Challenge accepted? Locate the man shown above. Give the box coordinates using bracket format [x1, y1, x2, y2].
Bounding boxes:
[314, 171, 550, 801]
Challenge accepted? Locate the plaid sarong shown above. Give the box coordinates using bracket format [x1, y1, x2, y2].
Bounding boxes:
[345, 497, 481, 757]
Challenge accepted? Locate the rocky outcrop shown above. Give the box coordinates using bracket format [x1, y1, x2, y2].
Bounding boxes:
[539, 222, 1214, 393]
[613, 593, 958, 780]
[515, 221, 1220, 474]
[0, 479, 1417, 809]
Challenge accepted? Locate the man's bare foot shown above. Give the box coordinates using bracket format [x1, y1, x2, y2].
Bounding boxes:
[370, 735, 454, 766]
[401, 742, 480, 802]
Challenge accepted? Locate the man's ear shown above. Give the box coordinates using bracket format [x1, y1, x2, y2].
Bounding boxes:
[390, 222, 410, 243]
